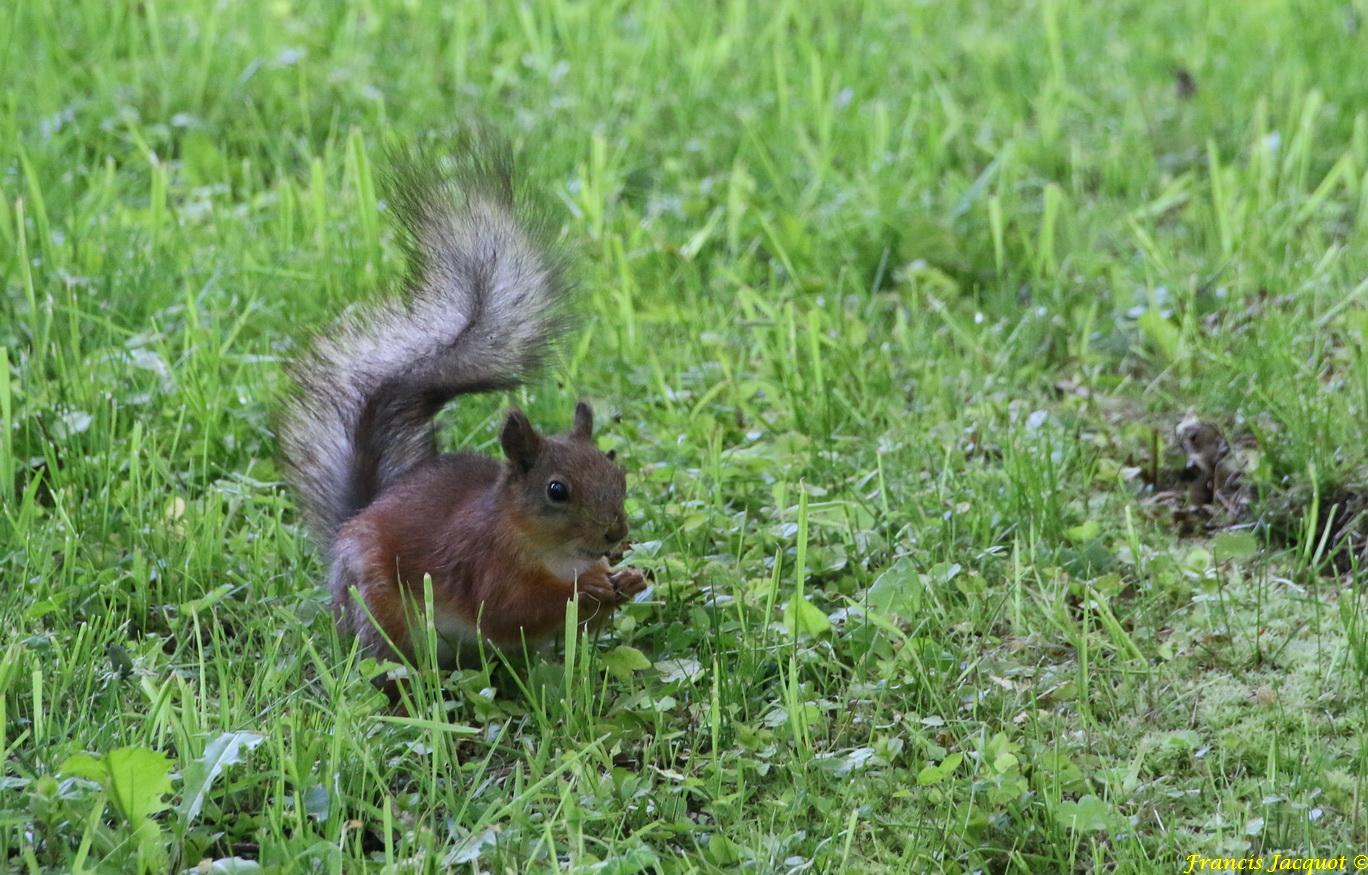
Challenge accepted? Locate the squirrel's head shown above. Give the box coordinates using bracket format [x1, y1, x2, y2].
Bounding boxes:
[498, 401, 629, 564]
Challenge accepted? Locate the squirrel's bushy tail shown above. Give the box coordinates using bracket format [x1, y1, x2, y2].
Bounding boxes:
[279, 144, 569, 543]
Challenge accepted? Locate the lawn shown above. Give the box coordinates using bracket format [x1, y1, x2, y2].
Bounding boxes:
[4, 0, 1368, 871]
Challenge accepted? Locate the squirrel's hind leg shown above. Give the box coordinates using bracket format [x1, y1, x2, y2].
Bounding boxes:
[329, 526, 412, 665]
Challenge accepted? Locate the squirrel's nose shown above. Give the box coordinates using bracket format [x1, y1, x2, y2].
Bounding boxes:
[605, 520, 628, 544]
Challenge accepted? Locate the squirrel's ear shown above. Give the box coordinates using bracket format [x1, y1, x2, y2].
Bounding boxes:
[500, 408, 542, 472]
[572, 401, 594, 441]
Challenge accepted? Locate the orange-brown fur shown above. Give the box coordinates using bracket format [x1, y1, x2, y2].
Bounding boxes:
[329, 406, 645, 666]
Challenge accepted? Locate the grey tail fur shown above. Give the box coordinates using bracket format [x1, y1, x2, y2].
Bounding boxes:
[278, 143, 570, 544]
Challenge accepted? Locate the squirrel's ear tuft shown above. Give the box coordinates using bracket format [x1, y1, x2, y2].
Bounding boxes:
[572, 401, 594, 441]
[500, 408, 542, 472]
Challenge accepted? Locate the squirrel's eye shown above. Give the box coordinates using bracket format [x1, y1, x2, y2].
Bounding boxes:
[546, 480, 570, 503]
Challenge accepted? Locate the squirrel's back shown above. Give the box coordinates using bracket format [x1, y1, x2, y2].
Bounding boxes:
[278, 144, 570, 545]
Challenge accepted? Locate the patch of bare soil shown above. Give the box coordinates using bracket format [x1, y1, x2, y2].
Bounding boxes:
[1142, 414, 1367, 576]
[1265, 483, 1368, 576]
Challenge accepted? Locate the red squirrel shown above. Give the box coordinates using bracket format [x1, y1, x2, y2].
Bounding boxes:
[278, 145, 645, 667]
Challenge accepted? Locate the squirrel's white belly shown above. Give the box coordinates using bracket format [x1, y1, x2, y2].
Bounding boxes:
[544, 552, 602, 582]
[429, 603, 480, 663]
[420, 553, 602, 661]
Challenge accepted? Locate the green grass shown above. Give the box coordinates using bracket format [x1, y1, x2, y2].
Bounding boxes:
[4, 0, 1368, 870]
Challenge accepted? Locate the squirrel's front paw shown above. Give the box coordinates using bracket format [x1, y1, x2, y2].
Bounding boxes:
[609, 568, 646, 599]
[573, 567, 619, 603]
